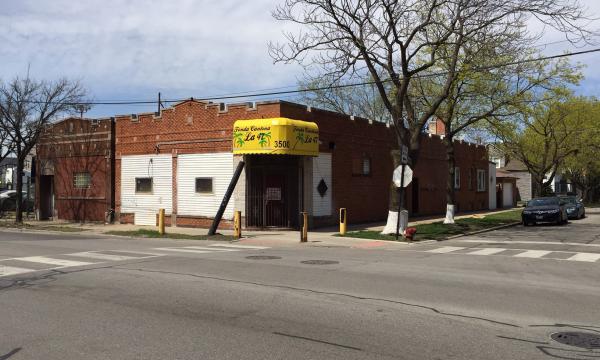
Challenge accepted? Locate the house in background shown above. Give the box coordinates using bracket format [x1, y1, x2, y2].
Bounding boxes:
[0, 158, 17, 190]
[488, 145, 533, 202]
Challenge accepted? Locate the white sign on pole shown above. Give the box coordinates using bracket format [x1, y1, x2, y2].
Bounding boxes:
[401, 145, 409, 165]
[393, 165, 413, 187]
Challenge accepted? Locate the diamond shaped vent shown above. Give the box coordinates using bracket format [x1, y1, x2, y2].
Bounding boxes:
[317, 179, 328, 197]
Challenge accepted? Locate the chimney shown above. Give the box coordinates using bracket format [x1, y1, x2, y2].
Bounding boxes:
[427, 118, 446, 135]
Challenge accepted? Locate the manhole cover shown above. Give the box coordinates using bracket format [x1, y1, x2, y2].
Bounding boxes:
[550, 332, 600, 349]
[300, 260, 339, 265]
[245, 255, 281, 260]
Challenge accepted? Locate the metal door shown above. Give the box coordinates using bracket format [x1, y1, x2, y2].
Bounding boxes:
[264, 174, 286, 227]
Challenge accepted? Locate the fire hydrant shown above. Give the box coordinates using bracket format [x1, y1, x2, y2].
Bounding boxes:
[404, 227, 417, 242]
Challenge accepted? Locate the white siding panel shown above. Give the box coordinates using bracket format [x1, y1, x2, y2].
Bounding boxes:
[177, 153, 235, 219]
[312, 153, 332, 217]
[121, 155, 172, 225]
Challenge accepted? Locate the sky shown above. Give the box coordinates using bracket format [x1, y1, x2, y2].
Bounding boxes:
[0, 0, 599, 118]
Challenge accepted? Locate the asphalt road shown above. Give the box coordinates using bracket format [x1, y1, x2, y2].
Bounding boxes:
[1, 212, 600, 359]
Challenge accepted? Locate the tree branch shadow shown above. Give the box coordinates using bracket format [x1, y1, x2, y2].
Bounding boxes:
[0, 348, 22, 360]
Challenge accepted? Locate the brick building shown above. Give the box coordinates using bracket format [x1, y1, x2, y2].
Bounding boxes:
[35, 117, 115, 222]
[35, 100, 490, 229]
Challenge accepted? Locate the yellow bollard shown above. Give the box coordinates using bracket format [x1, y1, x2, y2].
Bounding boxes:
[339, 208, 347, 235]
[158, 208, 165, 235]
[234, 211, 242, 239]
[300, 212, 308, 242]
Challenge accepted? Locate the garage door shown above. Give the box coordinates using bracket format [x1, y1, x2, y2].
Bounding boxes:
[503, 183, 513, 208]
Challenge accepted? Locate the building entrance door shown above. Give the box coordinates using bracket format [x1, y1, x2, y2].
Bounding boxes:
[246, 155, 300, 229]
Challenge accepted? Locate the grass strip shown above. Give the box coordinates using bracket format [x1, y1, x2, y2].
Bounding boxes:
[339, 209, 523, 241]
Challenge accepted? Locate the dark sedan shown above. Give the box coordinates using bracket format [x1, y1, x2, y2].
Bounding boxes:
[522, 197, 568, 226]
[560, 195, 585, 219]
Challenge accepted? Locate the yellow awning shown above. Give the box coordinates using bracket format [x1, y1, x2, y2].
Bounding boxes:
[233, 118, 319, 156]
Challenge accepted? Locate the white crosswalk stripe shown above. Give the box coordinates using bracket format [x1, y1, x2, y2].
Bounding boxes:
[427, 246, 465, 254]
[567, 253, 600, 262]
[513, 250, 552, 259]
[0, 265, 32, 277]
[423, 246, 600, 263]
[153, 244, 271, 255]
[67, 252, 136, 261]
[18, 256, 96, 267]
[209, 244, 269, 250]
[468, 248, 506, 256]
[0, 250, 166, 278]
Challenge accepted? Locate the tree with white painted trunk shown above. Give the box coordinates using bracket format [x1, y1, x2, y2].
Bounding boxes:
[269, 0, 593, 234]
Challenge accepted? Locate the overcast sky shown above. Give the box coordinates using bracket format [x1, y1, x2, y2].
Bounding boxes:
[0, 0, 598, 118]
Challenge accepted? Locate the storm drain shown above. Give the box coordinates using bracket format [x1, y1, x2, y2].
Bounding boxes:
[245, 255, 282, 260]
[300, 260, 339, 265]
[550, 332, 600, 349]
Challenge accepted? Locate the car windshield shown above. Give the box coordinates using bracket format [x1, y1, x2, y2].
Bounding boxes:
[560, 196, 577, 205]
[528, 198, 559, 207]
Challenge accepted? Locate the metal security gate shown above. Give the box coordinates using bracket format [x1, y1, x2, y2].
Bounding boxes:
[246, 155, 300, 229]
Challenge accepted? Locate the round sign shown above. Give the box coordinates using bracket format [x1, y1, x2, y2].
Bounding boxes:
[393, 165, 413, 187]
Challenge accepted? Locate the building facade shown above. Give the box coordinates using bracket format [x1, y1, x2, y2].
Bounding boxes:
[36, 100, 490, 228]
[35, 117, 115, 222]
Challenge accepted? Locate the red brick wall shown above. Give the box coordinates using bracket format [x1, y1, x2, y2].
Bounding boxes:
[281, 103, 488, 222]
[114, 100, 281, 224]
[280, 103, 396, 224]
[36, 117, 114, 222]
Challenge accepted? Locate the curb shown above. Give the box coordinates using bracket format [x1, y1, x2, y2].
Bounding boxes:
[444, 221, 521, 240]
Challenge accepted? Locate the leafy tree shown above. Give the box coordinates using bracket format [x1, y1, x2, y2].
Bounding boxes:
[561, 98, 600, 202]
[493, 92, 589, 198]
[269, 0, 592, 233]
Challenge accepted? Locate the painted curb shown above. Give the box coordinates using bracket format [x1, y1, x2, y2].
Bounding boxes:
[443, 221, 521, 240]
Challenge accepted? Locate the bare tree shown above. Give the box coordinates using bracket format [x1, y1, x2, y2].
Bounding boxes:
[298, 73, 390, 122]
[0, 126, 13, 165]
[0, 76, 87, 223]
[269, 0, 593, 233]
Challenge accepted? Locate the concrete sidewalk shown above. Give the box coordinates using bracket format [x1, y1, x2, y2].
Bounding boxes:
[1, 207, 519, 249]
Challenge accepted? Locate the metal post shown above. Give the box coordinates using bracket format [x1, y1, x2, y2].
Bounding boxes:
[208, 161, 245, 235]
[158, 208, 165, 235]
[339, 208, 347, 236]
[395, 165, 406, 241]
[300, 212, 308, 242]
[234, 210, 242, 239]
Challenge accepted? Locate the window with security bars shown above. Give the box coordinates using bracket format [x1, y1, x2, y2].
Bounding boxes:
[73, 172, 91, 189]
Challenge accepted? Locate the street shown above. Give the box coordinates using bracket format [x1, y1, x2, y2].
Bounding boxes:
[1, 212, 600, 359]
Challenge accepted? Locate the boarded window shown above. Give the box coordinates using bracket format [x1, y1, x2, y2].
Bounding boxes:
[454, 167, 460, 189]
[195, 178, 213, 194]
[477, 169, 486, 192]
[352, 154, 371, 176]
[135, 177, 153, 193]
[73, 172, 91, 189]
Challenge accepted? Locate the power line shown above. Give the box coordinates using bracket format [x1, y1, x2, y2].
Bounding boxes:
[12, 47, 600, 106]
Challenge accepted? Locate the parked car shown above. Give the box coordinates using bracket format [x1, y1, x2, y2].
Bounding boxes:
[559, 195, 585, 219]
[522, 197, 568, 226]
[0, 190, 34, 212]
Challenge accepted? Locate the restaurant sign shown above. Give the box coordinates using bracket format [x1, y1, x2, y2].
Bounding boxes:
[232, 118, 319, 156]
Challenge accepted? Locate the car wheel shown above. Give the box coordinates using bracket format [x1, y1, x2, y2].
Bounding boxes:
[523, 220, 529, 226]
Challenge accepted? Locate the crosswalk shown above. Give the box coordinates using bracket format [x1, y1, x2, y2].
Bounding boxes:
[0, 244, 270, 278]
[423, 246, 600, 263]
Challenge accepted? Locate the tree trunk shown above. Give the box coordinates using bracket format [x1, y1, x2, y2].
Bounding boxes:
[444, 135, 456, 224]
[381, 149, 404, 234]
[15, 158, 23, 223]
